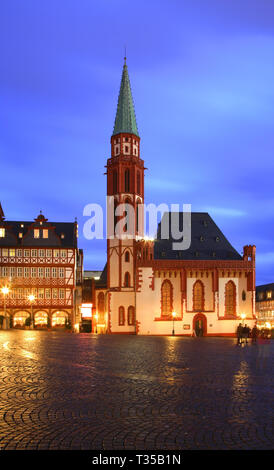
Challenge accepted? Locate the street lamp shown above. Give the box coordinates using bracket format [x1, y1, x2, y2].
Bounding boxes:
[172, 311, 176, 336]
[1, 286, 10, 330]
[28, 294, 35, 329]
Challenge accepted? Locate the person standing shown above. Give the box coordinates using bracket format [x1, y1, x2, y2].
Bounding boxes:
[236, 323, 243, 345]
[251, 324, 258, 344]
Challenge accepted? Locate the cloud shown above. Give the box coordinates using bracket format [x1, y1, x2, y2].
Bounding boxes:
[146, 178, 189, 192]
[256, 252, 274, 265]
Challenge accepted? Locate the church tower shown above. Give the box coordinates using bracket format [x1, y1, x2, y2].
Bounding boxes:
[106, 58, 145, 333]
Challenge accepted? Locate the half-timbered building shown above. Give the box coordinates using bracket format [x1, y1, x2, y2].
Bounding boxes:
[0, 206, 83, 329]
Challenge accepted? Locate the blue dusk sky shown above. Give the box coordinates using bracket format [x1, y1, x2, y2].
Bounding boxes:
[1, 0, 274, 285]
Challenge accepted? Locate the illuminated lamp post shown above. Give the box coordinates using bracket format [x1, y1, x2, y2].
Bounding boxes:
[172, 311, 176, 336]
[1, 287, 10, 330]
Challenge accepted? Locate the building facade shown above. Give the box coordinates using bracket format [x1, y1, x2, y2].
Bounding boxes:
[0, 206, 83, 329]
[256, 283, 274, 328]
[93, 59, 256, 337]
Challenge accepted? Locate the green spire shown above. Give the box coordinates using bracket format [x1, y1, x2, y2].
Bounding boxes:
[112, 58, 139, 137]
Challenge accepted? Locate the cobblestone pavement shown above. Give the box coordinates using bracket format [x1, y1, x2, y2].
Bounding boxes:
[0, 331, 273, 450]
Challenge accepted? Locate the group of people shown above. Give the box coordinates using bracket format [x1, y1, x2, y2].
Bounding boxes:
[236, 323, 260, 345]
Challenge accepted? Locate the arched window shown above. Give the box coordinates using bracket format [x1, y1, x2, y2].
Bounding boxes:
[242, 290, 246, 301]
[124, 198, 132, 234]
[125, 169, 130, 192]
[137, 171, 141, 195]
[124, 272, 130, 287]
[118, 306, 125, 326]
[225, 281, 236, 317]
[125, 251, 130, 262]
[193, 280, 204, 311]
[114, 199, 118, 236]
[113, 170, 118, 193]
[98, 292, 105, 323]
[161, 280, 173, 317]
[128, 306, 135, 325]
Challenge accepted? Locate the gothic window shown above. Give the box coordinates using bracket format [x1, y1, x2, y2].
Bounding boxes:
[193, 280, 204, 311]
[225, 281, 236, 317]
[161, 280, 173, 317]
[114, 200, 118, 236]
[124, 198, 131, 233]
[125, 251, 130, 262]
[125, 169, 130, 192]
[124, 272, 130, 287]
[128, 306, 135, 325]
[118, 306, 125, 326]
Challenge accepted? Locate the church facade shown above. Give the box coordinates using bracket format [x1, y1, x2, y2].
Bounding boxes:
[94, 59, 256, 337]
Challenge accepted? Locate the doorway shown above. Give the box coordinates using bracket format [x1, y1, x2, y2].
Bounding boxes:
[193, 314, 207, 337]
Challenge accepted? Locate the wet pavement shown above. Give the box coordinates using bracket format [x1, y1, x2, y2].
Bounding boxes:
[0, 330, 273, 450]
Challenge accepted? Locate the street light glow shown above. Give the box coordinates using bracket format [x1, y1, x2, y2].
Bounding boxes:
[1, 287, 10, 295]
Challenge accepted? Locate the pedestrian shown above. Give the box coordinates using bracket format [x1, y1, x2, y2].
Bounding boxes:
[251, 324, 258, 344]
[236, 323, 243, 345]
[242, 324, 249, 344]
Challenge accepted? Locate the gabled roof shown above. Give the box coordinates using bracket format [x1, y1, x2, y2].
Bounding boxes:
[112, 58, 139, 137]
[0, 219, 78, 248]
[154, 212, 242, 261]
[256, 283, 274, 293]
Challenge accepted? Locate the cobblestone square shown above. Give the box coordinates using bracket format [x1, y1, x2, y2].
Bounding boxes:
[0, 331, 273, 450]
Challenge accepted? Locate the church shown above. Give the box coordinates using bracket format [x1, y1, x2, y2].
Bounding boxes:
[94, 59, 256, 337]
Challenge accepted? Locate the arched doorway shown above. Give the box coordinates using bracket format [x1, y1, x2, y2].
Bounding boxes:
[193, 313, 207, 337]
[13, 311, 30, 328]
[34, 311, 48, 328]
[52, 311, 68, 328]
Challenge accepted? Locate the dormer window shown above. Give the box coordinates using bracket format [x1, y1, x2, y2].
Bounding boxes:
[19, 232, 23, 239]
[43, 229, 48, 239]
[215, 236, 220, 242]
[0, 228, 5, 237]
[267, 291, 272, 299]
[34, 229, 40, 238]
[61, 233, 65, 239]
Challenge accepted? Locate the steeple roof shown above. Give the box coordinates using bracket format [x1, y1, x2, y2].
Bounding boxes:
[112, 58, 139, 137]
